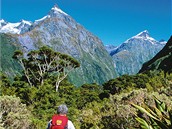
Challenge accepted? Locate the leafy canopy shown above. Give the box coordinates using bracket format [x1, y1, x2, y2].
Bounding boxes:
[12, 46, 80, 91]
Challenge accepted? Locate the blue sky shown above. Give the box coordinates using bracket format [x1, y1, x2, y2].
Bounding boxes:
[1, 0, 171, 45]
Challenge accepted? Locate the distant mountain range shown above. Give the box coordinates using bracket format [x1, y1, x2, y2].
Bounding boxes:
[105, 30, 166, 76]
[0, 4, 169, 86]
[0, 5, 116, 86]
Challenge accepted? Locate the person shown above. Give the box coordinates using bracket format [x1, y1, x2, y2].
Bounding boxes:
[47, 104, 75, 129]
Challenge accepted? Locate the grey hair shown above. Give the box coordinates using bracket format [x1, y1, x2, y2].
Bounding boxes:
[57, 104, 68, 114]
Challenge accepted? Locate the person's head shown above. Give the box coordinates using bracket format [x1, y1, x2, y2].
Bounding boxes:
[57, 104, 68, 115]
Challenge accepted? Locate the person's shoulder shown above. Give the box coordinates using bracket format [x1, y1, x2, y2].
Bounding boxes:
[67, 120, 75, 129]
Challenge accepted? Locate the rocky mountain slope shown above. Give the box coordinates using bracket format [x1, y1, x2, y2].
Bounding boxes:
[107, 30, 166, 76]
[0, 5, 117, 86]
[139, 36, 172, 73]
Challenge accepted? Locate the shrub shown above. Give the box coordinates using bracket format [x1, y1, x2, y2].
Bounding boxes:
[0, 95, 32, 129]
[132, 96, 172, 129]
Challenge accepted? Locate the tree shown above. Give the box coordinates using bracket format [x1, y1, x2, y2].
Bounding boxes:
[12, 46, 80, 91]
[12, 50, 33, 87]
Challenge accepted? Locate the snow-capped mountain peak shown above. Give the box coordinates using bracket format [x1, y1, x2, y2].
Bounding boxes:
[133, 30, 155, 41]
[34, 4, 69, 27]
[49, 4, 68, 16]
[0, 19, 32, 34]
[0, 4, 70, 34]
[0, 22, 21, 34]
[108, 30, 166, 77]
[124, 30, 157, 44]
[137, 30, 149, 37]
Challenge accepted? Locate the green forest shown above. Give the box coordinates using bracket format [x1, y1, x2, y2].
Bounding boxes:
[1, 46, 172, 129]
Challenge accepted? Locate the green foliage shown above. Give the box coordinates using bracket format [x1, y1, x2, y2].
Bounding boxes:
[103, 71, 170, 95]
[132, 97, 172, 129]
[75, 83, 102, 109]
[102, 74, 147, 95]
[2, 46, 172, 129]
[12, 46, 80, 91]
[77, 87, 172, 129]
[2, 75, 82, 128]
[79, 101, 104, 129]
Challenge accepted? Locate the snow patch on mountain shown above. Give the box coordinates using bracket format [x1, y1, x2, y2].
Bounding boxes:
[0, 19, 32, 34]
[34, 15, 50, 25]
[20, 20, 32, 26]
[0, 22, 21, 34]
[124, 30, 157, 44]
[159, 39, 167, 44]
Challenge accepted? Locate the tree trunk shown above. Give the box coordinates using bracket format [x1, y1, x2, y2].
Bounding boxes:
[41, 78, 44, 86]
[55, 81, 60, 92]
[25, 74, 32, 87]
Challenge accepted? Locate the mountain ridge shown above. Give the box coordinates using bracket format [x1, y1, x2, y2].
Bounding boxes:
[106, 30, 166, 76]
[0, 4, 117, 86]
[139, 36, 172, 73]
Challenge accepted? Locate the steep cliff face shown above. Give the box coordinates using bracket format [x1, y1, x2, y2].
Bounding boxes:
[139, 36, 172, 73]
[108, 30, 166, 76]
[0, 5, 117, 86]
